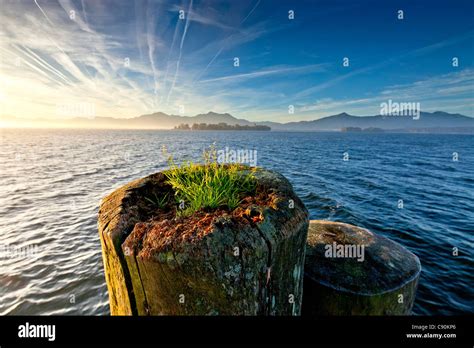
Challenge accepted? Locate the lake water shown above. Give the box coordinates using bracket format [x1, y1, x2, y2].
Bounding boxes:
[0, 129, 473, 315]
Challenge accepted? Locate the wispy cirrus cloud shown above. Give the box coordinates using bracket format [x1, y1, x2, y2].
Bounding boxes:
[166, 0, 194, 104]
[295, 30, 474, 101]
[296, 69, 474, 118]
[1, 0, 288, 120]
[169, 3, 235, 31]
[198, 63, 329, 84]
[0, 0, 473, 123]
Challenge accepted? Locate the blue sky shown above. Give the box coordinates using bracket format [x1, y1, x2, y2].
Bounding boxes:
[1, 0, 473, 122]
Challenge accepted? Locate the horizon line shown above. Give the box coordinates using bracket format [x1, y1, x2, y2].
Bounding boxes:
[2, 109, 473, 124]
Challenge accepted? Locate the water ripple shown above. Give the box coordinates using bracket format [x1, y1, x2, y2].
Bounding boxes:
[0, 129, 473, 315]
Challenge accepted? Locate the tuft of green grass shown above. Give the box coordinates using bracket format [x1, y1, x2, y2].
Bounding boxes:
[145, 192, 169, 209]
[162, 144, 256, 217]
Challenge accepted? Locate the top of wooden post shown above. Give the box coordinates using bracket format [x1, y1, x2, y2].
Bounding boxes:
[305, 220, 421, 296]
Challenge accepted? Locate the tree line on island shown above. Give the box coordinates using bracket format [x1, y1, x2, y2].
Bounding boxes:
[340, 127, 385, 133]
[174, 122, 271, 131]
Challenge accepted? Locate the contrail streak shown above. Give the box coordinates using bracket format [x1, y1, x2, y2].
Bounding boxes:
[146, 0, 159, 97]
[192, 0, 260, 84]
[18, 45, 73, 85]
[34, 0, 95, 82]
[166, 0, 193, 104]
[159, 16, 182, 105]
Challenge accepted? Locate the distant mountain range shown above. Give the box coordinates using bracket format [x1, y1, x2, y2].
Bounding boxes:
[3, 111, 474, 133]
[266, 111, 474, 133]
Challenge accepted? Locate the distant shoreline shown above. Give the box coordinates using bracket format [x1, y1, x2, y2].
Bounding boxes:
[3, 110, 473, 133]
[2, 127, 473, 134]
[174, 122, 271, 131]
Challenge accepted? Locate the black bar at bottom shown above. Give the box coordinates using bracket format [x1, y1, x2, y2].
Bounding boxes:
[0, 316, 472, 346]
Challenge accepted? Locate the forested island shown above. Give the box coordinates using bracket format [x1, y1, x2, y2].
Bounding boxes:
[174, 122, 271, 131]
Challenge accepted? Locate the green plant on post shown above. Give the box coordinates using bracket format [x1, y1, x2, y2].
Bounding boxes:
[162, 144, 256, 216]
[144, 192, 169, 209]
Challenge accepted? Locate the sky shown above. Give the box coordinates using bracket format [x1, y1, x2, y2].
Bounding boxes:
[0, 0, 473, 123]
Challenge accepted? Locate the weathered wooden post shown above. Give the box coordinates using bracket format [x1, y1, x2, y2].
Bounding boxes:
[98, 168, 309, 315]
[302, 220, 421, 315]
